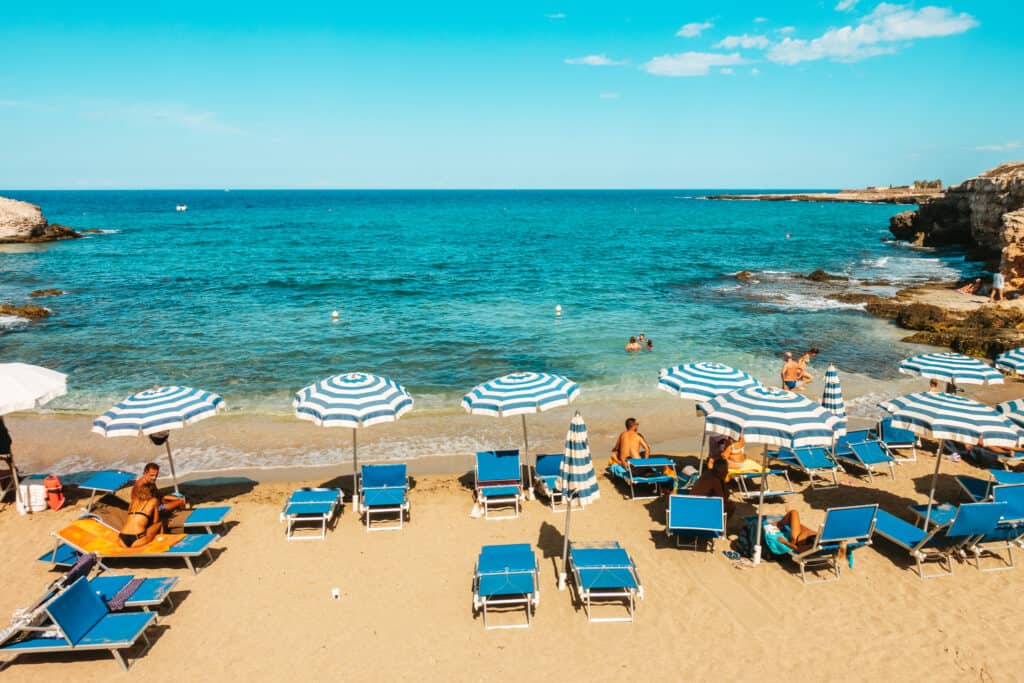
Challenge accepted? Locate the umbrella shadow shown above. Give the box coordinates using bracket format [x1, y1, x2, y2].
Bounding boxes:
[317, 474, 357, 499]
[910, 472, 968, 503]
[537, 521, 566, 589]
[179, 476, 257, 504]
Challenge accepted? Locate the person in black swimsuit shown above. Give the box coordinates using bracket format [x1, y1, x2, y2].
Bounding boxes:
[118, 484, 162, 548]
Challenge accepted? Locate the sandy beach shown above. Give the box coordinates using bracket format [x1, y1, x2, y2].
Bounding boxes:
[1, 381, 1023, 681]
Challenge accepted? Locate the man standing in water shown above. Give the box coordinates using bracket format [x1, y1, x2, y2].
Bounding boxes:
[611, 418, 651, 466]
[781, 352, 802, 391]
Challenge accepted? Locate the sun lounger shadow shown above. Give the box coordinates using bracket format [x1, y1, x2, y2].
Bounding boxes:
[456, 471, 476, 492]
[642, 495, 670, 524]
[911, 473, 962, 500]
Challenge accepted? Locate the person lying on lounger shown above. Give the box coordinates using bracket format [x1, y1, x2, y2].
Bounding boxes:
[763, 509, 845, 559]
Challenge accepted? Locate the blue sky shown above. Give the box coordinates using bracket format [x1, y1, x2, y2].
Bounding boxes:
[1, 1, 1020, 189]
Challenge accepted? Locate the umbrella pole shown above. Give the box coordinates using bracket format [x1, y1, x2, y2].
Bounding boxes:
[697, 415, 708, 476]
[164, 440, 180, 494]
[352, 429, 360, 513]
[559, 490, 574, 591]
[7, 453, 24, 514]
[521, 414, 534, 500]
[753, 444, 769, 565]
[922, 439, 944, 529]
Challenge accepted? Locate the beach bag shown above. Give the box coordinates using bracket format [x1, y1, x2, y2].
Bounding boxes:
[16, 482, 48, 515]
[736, 517, 786, 561]
[44, 475, 65, 511]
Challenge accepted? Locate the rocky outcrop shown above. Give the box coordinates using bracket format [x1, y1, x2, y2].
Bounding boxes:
[0, 197, 80, 243]
[889, 162, 1024, 270]
[0, 304, 50, 320]
[29, 289, 65, 298]
[707, 187, 942, 204]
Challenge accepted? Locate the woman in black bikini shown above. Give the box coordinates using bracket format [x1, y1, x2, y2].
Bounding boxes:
[118, 484, 162, 548]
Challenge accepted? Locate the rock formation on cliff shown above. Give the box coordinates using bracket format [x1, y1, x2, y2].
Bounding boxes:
[0, 197, 80, 243]
[889, 162, 1024, 285]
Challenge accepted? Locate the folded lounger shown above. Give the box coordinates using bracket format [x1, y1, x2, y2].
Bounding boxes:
[533, 453, 565, 510]
[877, 417, 919, 462]
[764, 505, 877, 584]
[607, 457, 676, 500]
[475, 450, 523, 520]
[0, 577, 157, 672]
[665, 494, 726, 552]
[872, 503, 1008, 579]
[768, 446, 841, 489]
[358, 464, 409, 531]
[956, 469, 1024, 502]
[282, 488, 343, 540]
[45, 516, 218, 575]
[472, 544, 539, 629]
[909, 484, 1024, 571]
[567, 542, 644, 623]
[832, 440, 895, 481]
[76, 470, 136, 512]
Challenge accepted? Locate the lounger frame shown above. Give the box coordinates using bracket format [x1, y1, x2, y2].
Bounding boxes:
[768, 447, 840, 490]
[732, 469, 797, 500]
[358, 465, 410, 532]
[533, 453, 566, 511]
[475, 451, 523, 520]
[472, 545, 539, 630]
[832, 440, 896, 481]
[665, 495, 726, 552]
[608, 459, 676, 500]
[877, 419, 919, 463]
[567, 542, 643, 623]
[282, 488, 343, 540]
[787, 504, 877, 584]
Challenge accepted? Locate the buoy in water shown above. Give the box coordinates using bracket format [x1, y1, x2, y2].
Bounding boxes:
[332, 310, 340, 320]
[555, 305, 562, 316]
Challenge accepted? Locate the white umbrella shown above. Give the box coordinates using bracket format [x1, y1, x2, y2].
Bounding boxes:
[0, 363, 68, 511]
[93, 386, 224, 493]
[557, 412, 600, 590]
[899, 352, 1003, 391]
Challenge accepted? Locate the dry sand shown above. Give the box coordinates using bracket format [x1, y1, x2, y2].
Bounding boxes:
[2, 439, 1023, 681]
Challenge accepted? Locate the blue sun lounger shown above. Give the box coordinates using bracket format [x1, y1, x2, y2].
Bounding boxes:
[607, 457, 676, 500]
[0, 577, 157, 672]
[878, 418, 919, 462]
[766, 505, 877, 584]
[665, 494, 726, 552]
[475, 450, 523, 520]
[181, 506, 232, 534]
[358, 464, 409, 531]
[282, 488, 343, 540]
[957, 469, 1024, 502]
[533, 453, 565, 510]
[568, 542, 643, 623]
[77, 470, 136, 512]
[472, 544, 539, 629]
[909, 485, 1024, 571]
[873, 503, 1008, 579]
[768, 446, 841, 489]
[832, 440, 895, 481]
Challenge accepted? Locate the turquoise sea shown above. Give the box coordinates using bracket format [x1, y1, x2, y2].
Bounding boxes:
[1, 190, 975, 415]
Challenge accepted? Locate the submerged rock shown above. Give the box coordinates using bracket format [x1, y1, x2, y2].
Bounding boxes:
[0, 304, 50, 320]
[803, 269, 848, 282]
[0, 197, 81, 243]
[28, 288, 65, 298]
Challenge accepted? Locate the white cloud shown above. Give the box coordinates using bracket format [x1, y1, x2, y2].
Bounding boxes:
[599, 92, 621, 99]
[778, 26, 796, 34]
[974, 141, 1023, 152]
[677, 21, 713, 38]
[754, 17, 768, 23]
[767, 4, 978, 64]
[835, 0, 859, 11]
[720, 68, 735, 75]
[642, 52, 746, 77]
[751, 67, 761, 75]
[564, 54, 623, 66]
[545, 12, 566, 19]
[79, 105, 242, 134]
[715, 34, 772, 49]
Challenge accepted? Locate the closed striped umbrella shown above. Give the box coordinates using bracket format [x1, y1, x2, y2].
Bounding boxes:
[821, 364, 847, 437]
[93, 386, 225, 492]
[700, 386, 840, 564]
[462, 372, 580, 498]
[293, 372, 413, 509]
[997, 399, 1024, 428]
[658, 362, 760, 402]
[879, 391, 1023, 528]
[995, 348, 1024, 375]
[658, 362, 761, 474]
[898, 352, 1003, 387]
[557, 412, 599, 590]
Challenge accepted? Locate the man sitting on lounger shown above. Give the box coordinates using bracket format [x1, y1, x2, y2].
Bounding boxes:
[134, 462, 187, 521]
[610, 418, 651, 466]
[691, 458, 735, 516]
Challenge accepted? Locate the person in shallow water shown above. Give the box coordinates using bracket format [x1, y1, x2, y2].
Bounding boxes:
[797, 347, 820, 386]
[625, 336, 641, 352]
[645, 339, 653, 351]
[780, 351, 801, 390]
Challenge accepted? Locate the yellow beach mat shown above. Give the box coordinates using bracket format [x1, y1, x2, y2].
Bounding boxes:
[57, 517, 184, 556]
[724, 459, 765, 482]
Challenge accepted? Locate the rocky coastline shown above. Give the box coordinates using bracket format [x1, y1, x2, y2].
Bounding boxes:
[705, 187, 943, 205]
[0, 196, 80, 243]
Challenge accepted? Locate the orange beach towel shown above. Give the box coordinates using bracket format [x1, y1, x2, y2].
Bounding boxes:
[57, 517, 183, 556]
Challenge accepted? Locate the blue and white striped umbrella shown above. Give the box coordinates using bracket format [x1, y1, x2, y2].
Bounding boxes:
[995, 348, 1024, 375]
[821, 364, 847, 437]
[997, 399, 1024, 429]
[898, 352, 1003, 386]
[92, 386, 225, 492]
[657, 362, 760, 402]
[293, 373, 413, 503]
[880, 391, 1023, 528]
[557, 411, 599, 590]
[461, 372, 580, 417]
[698, 386, 841, 449]
[294, 372, 413, 429]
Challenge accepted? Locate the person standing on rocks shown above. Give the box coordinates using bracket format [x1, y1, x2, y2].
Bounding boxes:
[990, 271, 1006, 303]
